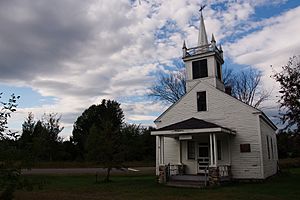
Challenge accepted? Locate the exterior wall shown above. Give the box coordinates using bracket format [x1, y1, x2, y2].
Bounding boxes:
[155, 136, 180, 175]
[260, 118, 278, 178]
[217, 134, 230, 166]
[155, 82, 264, 179]
[163, 137, 180, 165]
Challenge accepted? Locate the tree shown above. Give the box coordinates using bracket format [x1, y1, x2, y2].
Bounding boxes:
[84, 99, 125, 182]
[0, 93, 20, 200]
[19, 113, 64, 162]
[0, 93, 19, 138]
[230, 68, 270, 108]
[276, 130, 300, 158]
[273, 56, 300, 132]
[149, 70, 186, 104]
[71, 105, 103, 160]
[149, 67, 269, 108]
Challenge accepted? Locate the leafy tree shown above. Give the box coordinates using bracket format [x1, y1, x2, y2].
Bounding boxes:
[71, 105, 103, 160]
[84, 99, 124, 182]
[121, 124, 156, 162]
[277, 130, 300, 158]
[19, 113, 64, 162]
[19, 113, 35, 162]
[273, 56, 300, 132]
[0, 93, 19, 138]
[0, 93, 20, 200]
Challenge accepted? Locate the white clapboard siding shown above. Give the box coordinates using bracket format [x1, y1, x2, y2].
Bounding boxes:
[163, 137, 180, 165]
[155, 81, 265, 179]
[260, 118, 278, 178]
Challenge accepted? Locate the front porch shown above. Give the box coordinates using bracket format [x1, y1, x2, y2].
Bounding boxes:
[152, 118, 235, 187]
[159, 163, 231, 188]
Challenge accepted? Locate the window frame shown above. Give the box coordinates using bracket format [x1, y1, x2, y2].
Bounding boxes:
[187, 141, 195, 160]
[267, 136, 270, 160]
[217, 140, 222, 160]
[216, 62, 222, 81]
[240, 143, 251, 153]
[192, 59, 208, 79]
[197, 91, 207, 112]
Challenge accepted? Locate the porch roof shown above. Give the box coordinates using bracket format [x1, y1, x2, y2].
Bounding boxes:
[151, 118, 235, 136]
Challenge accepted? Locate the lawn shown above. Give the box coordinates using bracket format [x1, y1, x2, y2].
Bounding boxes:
[13, 168, 300, 200]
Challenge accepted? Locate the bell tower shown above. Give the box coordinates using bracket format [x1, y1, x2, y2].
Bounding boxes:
[182, 7, 224, 92]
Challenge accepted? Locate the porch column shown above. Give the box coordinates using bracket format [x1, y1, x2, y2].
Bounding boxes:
[209, 133, 214, 166]
[158, 136, 164, 165]
[213, 133, 217, 166]
[227, 134, 231, 165]
[179, 140, 182, 164]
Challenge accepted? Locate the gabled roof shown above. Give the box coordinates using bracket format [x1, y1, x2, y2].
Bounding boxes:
[154, 117, 228, 131]
[153, 80, 277, 131]
[154, 80, 257, 122]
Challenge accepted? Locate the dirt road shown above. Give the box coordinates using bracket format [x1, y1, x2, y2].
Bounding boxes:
[21, 167, 155, 175]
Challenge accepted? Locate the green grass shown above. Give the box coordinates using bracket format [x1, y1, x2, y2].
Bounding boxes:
[13, 168, 300, 200]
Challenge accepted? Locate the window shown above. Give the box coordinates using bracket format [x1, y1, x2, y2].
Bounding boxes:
[240, 144, 251, 153]
[271, 137, 274, 160]
[267, 136, 270, 159]
[217, 140, 222, 160]
[197, 91, 207, 111]
[216, 62, 221, 80]
[187, 141, 195, 159]
[198, 143, 209, 157]
[192, 59, 208, 79]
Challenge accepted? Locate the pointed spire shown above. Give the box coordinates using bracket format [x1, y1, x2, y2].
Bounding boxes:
[219, 44, 223, 58]
[219, 44, 223, 52]
[211, 33, 216, 43]
[182, 40, 187, 49]
[197, 10, 208, 46]
[182, 40, 187, 57]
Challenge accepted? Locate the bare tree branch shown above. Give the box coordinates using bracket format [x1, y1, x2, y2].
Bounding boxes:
[231, 68, 270, 108]
[149, 66, 269, 108]
[149, 70, 186, 104]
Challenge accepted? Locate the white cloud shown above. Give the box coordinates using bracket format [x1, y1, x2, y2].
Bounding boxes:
[1, 0, 297, 136]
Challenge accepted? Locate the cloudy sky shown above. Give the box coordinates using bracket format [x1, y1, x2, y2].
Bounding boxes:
[1, 0, 300, 139]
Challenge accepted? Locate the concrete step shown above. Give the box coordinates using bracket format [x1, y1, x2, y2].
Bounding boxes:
[169, 175, 208, 182]
[166, 180, 207, 188]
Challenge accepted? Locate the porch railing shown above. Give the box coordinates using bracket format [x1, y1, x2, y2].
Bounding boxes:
[183, 44, 222, 58]
[166, 164, 184, 180]
[218, 165, 231, 177]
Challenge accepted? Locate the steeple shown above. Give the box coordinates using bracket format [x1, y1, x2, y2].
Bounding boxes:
[197, 9, 208, 46]
[182, 5, 225, 93]
[211, 33, 216, 44]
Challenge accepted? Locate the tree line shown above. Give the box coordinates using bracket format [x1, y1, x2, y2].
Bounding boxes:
[15, 102, 156, 164]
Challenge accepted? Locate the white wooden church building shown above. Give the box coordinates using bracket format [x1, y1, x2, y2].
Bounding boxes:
[151, 10, 278, 186]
